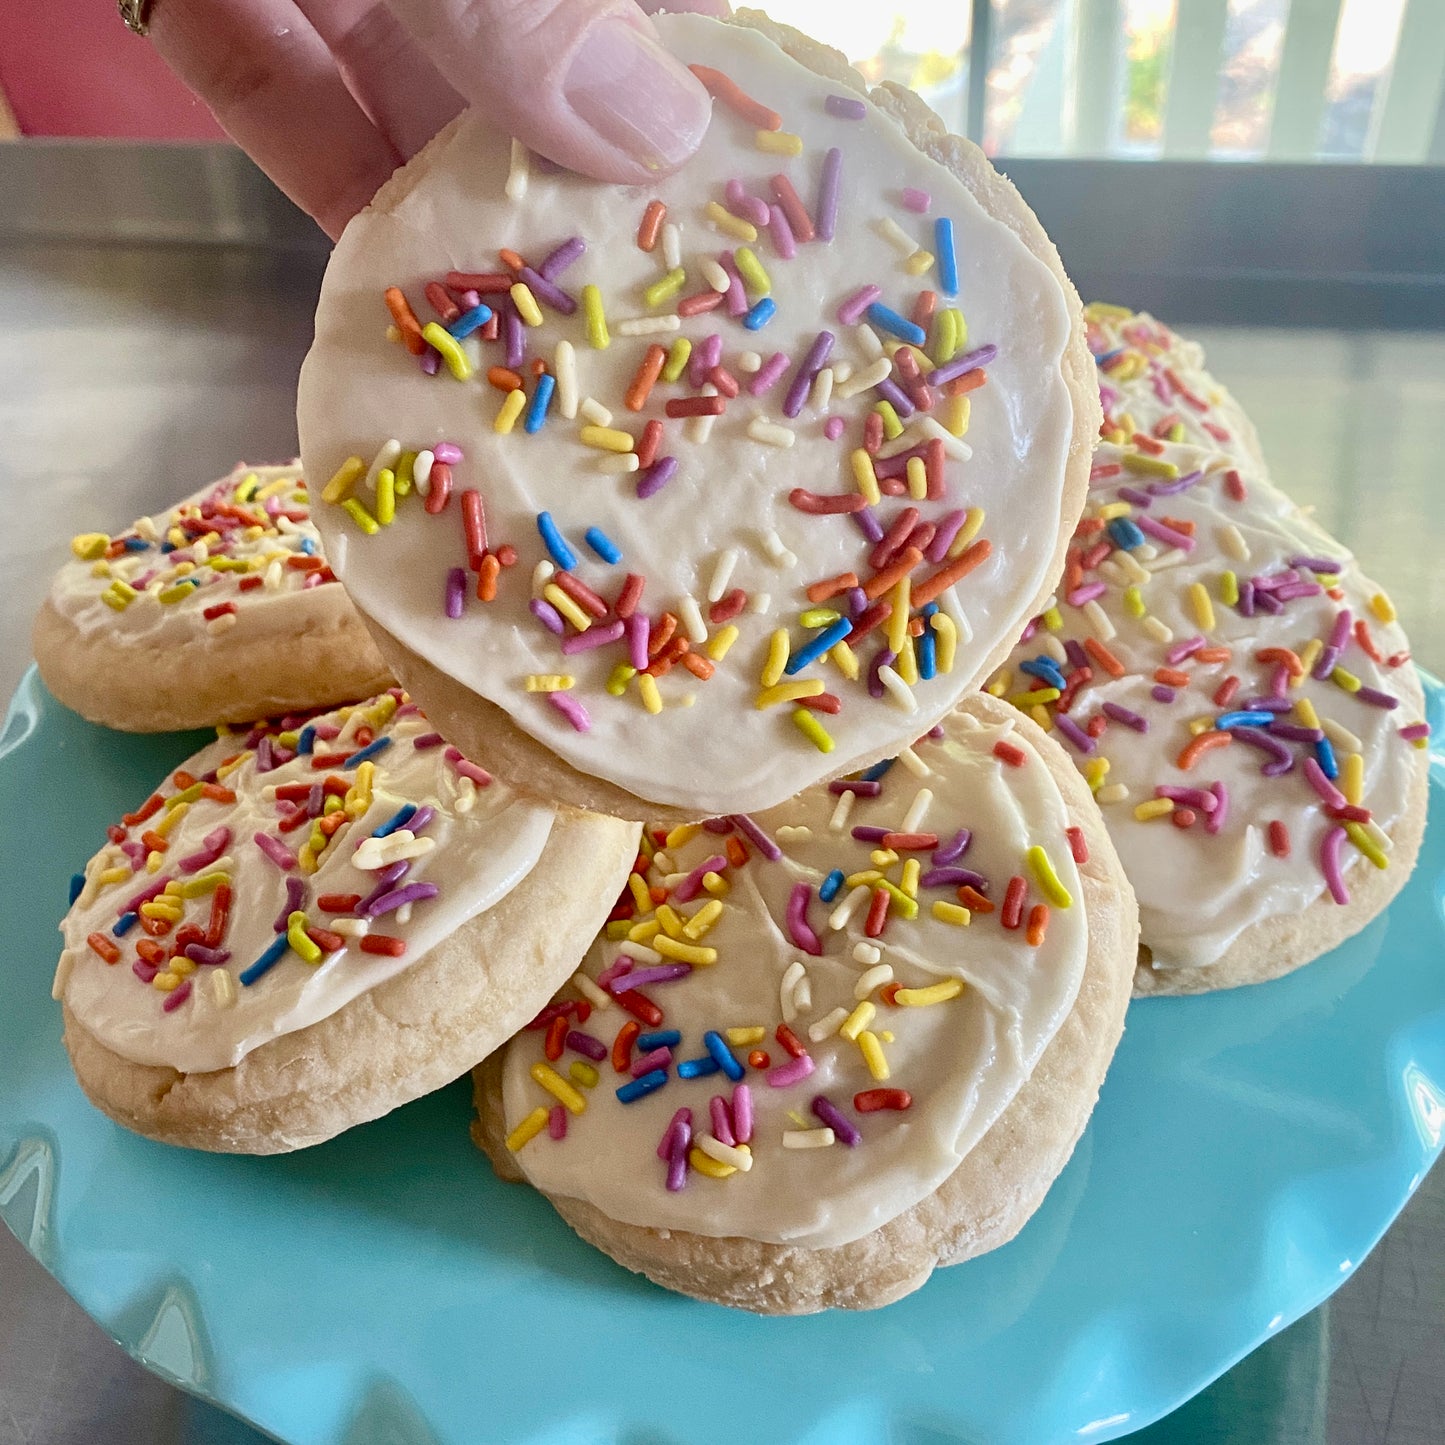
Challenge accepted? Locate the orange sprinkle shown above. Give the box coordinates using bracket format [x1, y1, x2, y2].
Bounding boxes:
[86, 933, 121, 965]
[383, 287, 426, 355]
[649, 885, 668, 905]
[725, 836, 749, 868]
[612, 1021, 641, 1074]
[1155, 667, 1190, 687]
[1132, 433, 1164, 455]
[911, 289, 937, 328]
[487, 366, 523, 392]
[862, 546, 925, 601]
[1026, 904, 1050, 946]
[1177, 731, 1232, 770]
[637, 199, 667, 252]
[1256, 646, 1303, 676]
[140, 830, 167, 855]
[1268, 820, 1291, 857]
[1354, 619, 1383, 664]
[498, 248, 526, 274]
[625, 344, 668, 412]
[544, 1014, 568, 1062]
[748, 1050, 771, 1069]
[1213, 675, 1240, 707]
[636, 419, 663, 470]
[1073, 517, 1106, 537]
[806, 571, 860, 604]
[1195, 646, 1231, 664]
[1161, 515, 1196, 536]
[648, 611, 678, 658]
[911, 539, 992, 607]
[1083, 637, 1126, 678]
[958, 884, 993, 913]
[942, 368, 987, 397]
[681, 651, 716, 681]
[689, 64, 782, 129]
[475, 553, 501, 602]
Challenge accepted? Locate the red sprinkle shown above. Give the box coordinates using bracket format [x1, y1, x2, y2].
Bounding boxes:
[864, 886, 891, 938]
[775, 1023, 807, 1059]
[612, 1020, 641, 1073]
[1001, 876, 1027, 930]
[1268, 820, 1291, 857]
[544, 1014, 568, 1062]
[855, 1088, 912, 1112]
[614, 990, 664, 1027]
[993, 740, 1026, 768]
[1065, 826, 1089, 864]
[748, 1050, 771, 1070]
[358, 934, 406, 957]
[665, 395, 725, 419]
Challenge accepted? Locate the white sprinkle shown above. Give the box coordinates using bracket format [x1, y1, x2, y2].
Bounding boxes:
[895, 745, 931, 777]
[793, 977, 812, 1012]
[1040, 633, 1068, 665]
[1135, 542, 1159, 561]
[1116, 551, 1150, 584]
[783, 1127, 835, 1149]
[701, 258, 731, 292]
[809, 367, 835, 412]
[736, 349, 763, 373]
[1148, 547, 1190, 571]
[211, 969, 236, 1008]
[878, 665, 917, 713]
[938, 585, 971, 642]
[618, 941, 664, 965]
[829, 790, 856, 833]
[1097, 783, 1130, 804]
[329, 916, 370, 938]
[1322, 717, 1363, 755]
[748, 417, 795, 448]
[51, 951, 75, 1001]
[781, 959, 806, 1022]
[661, 221, 683, 271]
[454, 776, 477, 814]
[1141, 614, 1173, 644]
[1082, 600, 1116, 641]
[852, 941, 882, 965]
[855, 963, 894, 1000]
[707, 548, 739, 603]
[532, 560, 556, 597]
[616, 314, 682, 336]
[1362, 818, 1394, 855]
[877, 415, 971, 461]
[855, 323, 884, 359]
[832, 360, 854, 384]
[677, 593, 709, 644]
[901, 787, 933, 832]
[395, 903, 413, 926]
[834, 356, 892, 399]
[760, 528, 798, 569]
[876, 215, 916, 256]
[352, 831, 435, 870]
[685, 384, 719, 443]
[830, 884, 871, 932]
[698, 1134, 753, 1170]
[597, 453, 640, 474]
[205, 613, 238, 636]
[579, 397, 613, 426]
[364, 438, 401, 490]
[263, 559, 283, 592]
[808, 1007, 849, 1043]
[504, 138, 529, 201]
[413, 449, 435, 496]
[750, 591, 772, 613]
[1097, 559, 1129, 587]
[385, 323, 401, 345]
[555, 340, 578, 420]
[1220, 523, 1250, 561]
[571, 971, 612, 1011]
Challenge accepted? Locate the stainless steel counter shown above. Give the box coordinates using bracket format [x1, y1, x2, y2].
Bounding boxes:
[2, 147, 1443, 1445]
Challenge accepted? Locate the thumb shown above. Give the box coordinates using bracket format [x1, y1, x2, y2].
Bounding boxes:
[388, 0, 714, 182]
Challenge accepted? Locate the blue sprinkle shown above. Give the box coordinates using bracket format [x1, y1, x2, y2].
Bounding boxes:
[819, 868, 845, 904]
[68, 873, 85, 906]
[784, 617, 854, 675]
[861, 758, 895, 783]
[524, 373, 556, 434]
[743, 296, 777, 330]
[584, 526, 622, 565]
[1095, 347, 1125, 367]
[299, 536, 317, 556]
[922, 601, 939, 617]
[1107, 518, 1146, 551]
[1315, 736, 1339, 780]
[865, 302, 926, 347]
[123, 537, 151, 552]
[638, 1030, 681, 1052]
[536, 511, 577, 570]
[296, 725, 316, 756]
[343, 736, 392, 770]
[703, 1029, 744, 1082]
[1217, 710, 1276, 730]
[113, 911, 138, 937]
[372, 803, 417, 839]
[1020, 657, 1067, 690]
[917, 626, 937, 680]
[240, 933, 289, 987]
[677, 1055, 721, 1080]
[447, 303, 493, 340]
[616, 1069, 669, 1103]
[934, 217, 958, 297]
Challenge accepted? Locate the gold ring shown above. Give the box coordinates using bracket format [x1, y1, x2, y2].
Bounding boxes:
[118, 0, 153, 35]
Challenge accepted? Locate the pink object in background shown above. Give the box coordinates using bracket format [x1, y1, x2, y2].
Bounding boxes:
[1, 0, 224, 138]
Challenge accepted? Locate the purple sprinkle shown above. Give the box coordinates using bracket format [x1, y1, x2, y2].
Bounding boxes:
[1064, 639, 1089, 671]
[1291, 555, 1342, 574]
[1102, 701, 1148, 732]
[1328, 609, 1354, 650]
[1228, 726, 1294, 775]
[767, 202, 797, 259]
[547, 692, 592, 733]
[824, 416, 845, 440]
[182, 944, 230, 967]
[847, 586, 869, 617]
[1269, 722, 1325, 743]
[867, 647, 896, 699]
[926, 511, 968, 563]
[254, 736, 276, 774]
[409, 806, 435, 835]
[504, 303, 525, 368]
[361, 882, 438, 919]
[721, 256, 748, 317]
[1275, 582, 1322, 601]
[1313, 643, 1343, 680]
[412, 732, 445, 749]
[566, 1030, 607, 1062]
[1151, 685, 1176, 704]
[932, 828, 971, 865]
[816, 147, 842, 242]
[786, 881, 823, 955]
[874, 377, 915, 418]
[1117, 485, 1153, 508]
[1401, 722, 1431, 741]
[561, 620, 625, 654]
[673, 855, 728, 903]
[119, 875, 170, 914]
[518, 265, 577, 316]
[921, 867, 988, 890]
[1145, 468, 1204, 496]
[162, 979, 192, 1013]
[253, 833, 295, 872]
[825, 94, 867, 120]
[811, 1095, 862, 1146]
[1135, 514, 1195, 552]
[529, 598, 566, 636]
[358, 861, 409, 913]
[1356, 685, 1399, 709]
[612, 964, 691, 992]
[177, 826, 231, 875]
[927, 344, 998, 388]
[636, 455, 678, 500]
[1239, 696, 1292, 713]
[445, 567, 466, 619]
[901, 187, 931, 213]
[851, 825, 891, 842]
[631, 1047, 673, 1078]
[1166, 636, 1205, 665]
[538, 236, 586, 281]
[419, 347, 440, 376]
[837, 284, 882, 326]
[724, 179, 771, 228]
[273, 876, 307, 932]
[666, 1125, 690, 1192]
[657, 1107, 692, 1161]
[850, 506, 885, 544]
[730, 814, 782, 862]
[828, 779, 882, 796]
[783, 330, 836, 418]
[1239, 580, 1257, 617]
[690, 332, 723, 388]
[703, 817, 734, 833]
[1052, 714, 1096, 753]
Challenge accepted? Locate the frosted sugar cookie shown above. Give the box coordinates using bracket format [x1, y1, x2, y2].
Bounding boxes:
[33, 462, 392, 732]
[298, 10, 1097, 823]
[56, 691, 637, 1152]
[1087, 303, 1265, 468]
[473, 694, 1137, 1313]
[992, 438, 1429, 994]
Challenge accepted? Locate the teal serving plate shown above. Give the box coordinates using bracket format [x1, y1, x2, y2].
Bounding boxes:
[2, 665, 1442, 1445]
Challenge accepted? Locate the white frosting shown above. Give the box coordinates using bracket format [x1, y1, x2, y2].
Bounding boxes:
[299, 13, 1076, 816]
[60, 698, 554, 1072]
[996, 439, 1425, 970]
[1087, 306, 1263, 466]
[500, 704, 1088, 1249]
[51, 463, 354, 643]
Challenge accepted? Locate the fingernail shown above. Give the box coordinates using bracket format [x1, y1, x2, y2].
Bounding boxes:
[564, 17, 711, 172]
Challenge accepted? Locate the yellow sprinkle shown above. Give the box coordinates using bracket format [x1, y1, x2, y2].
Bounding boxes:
[530, 1062, 588, 1114]
[152, 972, 180, 993]
[542, 584, 591, 632]
[832, 640, 861, 680]
[140, 900, 183, 921]
[494, 387, 527, 434]
[706, 625, 739, 662]
[941, 393, 971, 437]
[1345, 821, 1389, 870]
[605, 921, 630, 941]
[341, 498, 379, 535]
[395, 450, 416, 496]
[174, 871, 229, 899]
[653, 935, 717, 966]
[903, 248, 933, 276]
[933, 306, 960, 362]
[702, 871, 730, 897]
[286, 911, 322, 965]
[875, 879, 919, 919]
[627, 872, 652, 914]
[374, 468, 396, 526]
[689, 1146, 738, 1179]
[1026, 845, 1073, 908]
[1371, 591, 1397, 623]
[97, 866, 130, 886]
[523, 673, 577, 693]
[421, 321, 473, 379]
[1341, 751, 1365, 807]
[579, 425, 635, 454]
[1122, 453, 1179, 478]
[950, 507, 986, 558]
[1134, 798, 1175, 821]
[895, 977, 965, 1006]
[845, 869, 883, 888]
[1188, 716, 1214, 736]
[628, 920, 661, 944]
[799, 607, 840, 628]
[1219, 570, 1238, 607]
[1097, 501, 1131, 521]
[704, 201, 757, 242]
[727, 1026, 767, 1046]
[655, 904, 685, 939]
[582, 284, 610, 349]
[858, 1030, 890, 1081]
[638, 673, 663, 714]
[791, 707, 835, 753]
[666, 823, 702, 849]
[1332, 665, 1362, 693]
[895, 633, 919, 686]
[505, 1107, 550, 1152]
[756, 679, 824, 709]
[874, 400, 904, 439]
[839, 1001, 876, 1041]
[886, 577, 911, 655]
[156, 581, 196, 605]
[70, 532, 108, 561]
[899, 858, 920, 898]
[569, 1061, 599, 1089]
[761, 629, 791, 687]
[1121, 584, 1145, 619]
[1295, 696, 1321, 730]
[870, 849, 899, 868]
[932, 901, 971, 926]
[1085, 301, 1134, 320]
[1007, 687, 1059, 709]
[903, 454, 928, 501]
[606, 663, 636, 696]
[662, 337, 692, 382]
[850, 447, 881, 505]
[643, 268, 687, 309]
[509, 282, 543, 327]
[321, 456, 365, 504]
[755, 128, 803, 155]
[1188, 581, 1215, 632]
[683, 900, 723, 940]
[930, 613, 958, 674]
[733, 246, 771, 298]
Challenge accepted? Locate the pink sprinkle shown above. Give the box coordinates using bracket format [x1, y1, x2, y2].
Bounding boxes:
[837, 284, 882, 326]
[162, 979, 192, 1012]
[596, 957, 634, 991]
[902, 187, 932, 213]
[444, 748, 492, 786]
[724, 179, 770, 228]
[631, 1047, 673, 1077]
[561, 620, 625, 654]
[253, 833, 295, 872]
[1321, 825, 1350, 904]
[411, 732, 446, 749]
[824, 416, 845, 440]
[689, 331, 723, 386]
[710, 1094, 735, 1147]
[177, 826, 231, 875]
[749, 351, 791, 396]
[627, 613, 650, 671]
[666, 1124, 690, 1191]
[732, 1084, 753, 1144]
[1400, 722, 1431, 741]
[1165, 636, 1206, 666]
[547, 692, 591, 732]
[1155, 786, 1218, 812]
[1204, 781, 1229, 837]
[548, 1104, 568, 1141]
[672, 854, 728, 903]
[766, 1053, 815, 1089]
[715, 255, 748, 318]
[1302, 756, 1347, 808]
[785, 882, 823, 955]
[1136, 515, 1196, 552]
[1067, 582, 1107, 606]
[657, 1107, 692, 1162]
[433, 442, 463, 465]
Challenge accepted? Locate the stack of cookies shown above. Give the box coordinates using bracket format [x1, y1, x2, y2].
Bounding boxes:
[37, 9, 1428, 1315]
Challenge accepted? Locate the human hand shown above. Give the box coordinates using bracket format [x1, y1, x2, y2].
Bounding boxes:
[146, 0, 726, 240]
